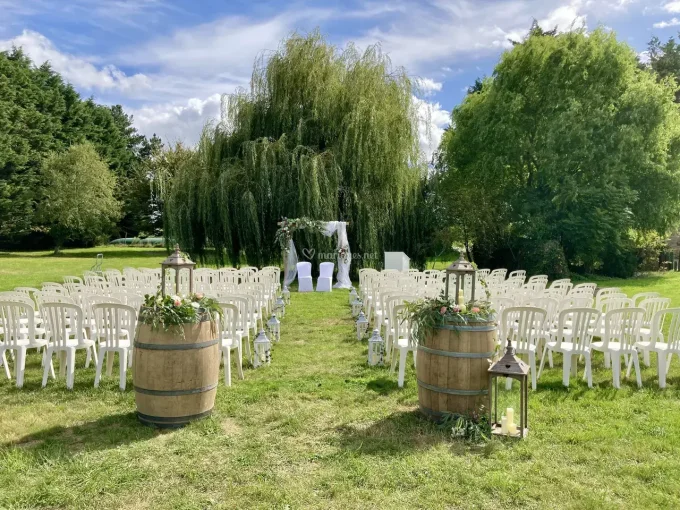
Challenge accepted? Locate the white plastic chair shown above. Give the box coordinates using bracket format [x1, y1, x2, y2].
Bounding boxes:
[92, 303, 137, 390]
[0, 300, 52, 387]
[218, 302, 244, 386]
[316, 262, 334, 292]
[297, 262, 313, 292]
[41, 303, 97, 389]
[591, 307, 643, 389]
[501, 306, 547, 390]
[638, 297, 671, 365]
[389, 304, 416, 388]
[628, 308, 680, 388]
[538, 307, 600, 387]
[631, 292, 660, 307]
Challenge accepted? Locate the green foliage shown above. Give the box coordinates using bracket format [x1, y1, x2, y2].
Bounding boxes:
[165, 32, 427, 270]
[406, 295, 495, 344]
[647, 35, 680, 102]
[438, 28, 680, 277]
[631, 229, 667, 272]
[38, 143, 121, 251]
[0, 48, 157, 246]
[440, 409, 491, 443]
[274, 217, 328, 251]
[139, 291, 221, 330]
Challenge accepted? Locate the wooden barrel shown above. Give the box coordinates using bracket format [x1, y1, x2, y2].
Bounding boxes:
[133, 319, 220, 428]
[417, 319, 496, 421]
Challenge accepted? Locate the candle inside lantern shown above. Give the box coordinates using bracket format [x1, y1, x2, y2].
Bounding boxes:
[506, 407, 514, 428]
[457, 290, 464, 306]
[508, 422, 518, 436]
[501, 416, 508, 435]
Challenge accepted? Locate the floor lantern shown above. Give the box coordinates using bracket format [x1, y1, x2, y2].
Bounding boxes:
[356, 311, 369, 340]
[282, 286, 291, 305]
[161, 244, 195, 296]
[445, 253, 476, 305]
[488, 338, 529, 439]
[349, 286, 358, 305]
[351, 298, 363, 318]
[253, 329, 272, 368]
[274, 296, 286, 319]
[267, 314, 281, 342]
[367, 329, 384, 366]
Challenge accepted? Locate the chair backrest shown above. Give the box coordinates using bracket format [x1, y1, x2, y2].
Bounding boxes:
[92, 303, 137, 347]
[554, 308, 600, 352]
[217, 302, 239, 341]
[508, 270, 526, 282]
[650, 308, 680, 349]
[501, 306, 547, 351]
[297, 262, 312, 279]
[631, 292, 661, 307]
[319, 262, 334, 278]
[222, 295, 251, 332]
[109, 290, 143, 313]
[601, 307, 644, 350]
[42, 283, 66, 294]
[392, 304, 414, 345]
[595, 289, 626, 311]
[63, 276, 83, 285]
[558, 296, 593, 311]
[528, 296, 559, 326]
[0, 300, 36, 345]
[42, 302, 84, 346]
[549, 279, 573, 297]
[639, 297, 671, 325]
[492, 297, 515, 318]
[598, 296, 632, 315]
[572, 282, 597, 293]
[36, 291, 74, 309]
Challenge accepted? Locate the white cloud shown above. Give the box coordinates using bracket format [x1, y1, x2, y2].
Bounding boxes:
[664, 1, 680, 13]
[654, 17, 680, 28]
[414, 96, 450, 162]
[129, 94, 222, 146]
[414, 77, 443, 96]
[0, 30, 150, 93]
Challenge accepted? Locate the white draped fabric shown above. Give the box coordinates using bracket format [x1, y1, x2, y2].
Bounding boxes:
[282, 221, 352, 289]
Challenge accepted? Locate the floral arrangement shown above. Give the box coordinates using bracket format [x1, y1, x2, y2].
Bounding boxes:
[140, 291, 221, 330]
[440, 408, 491, 443]
[275, 217, 327, 252]
[406, 295, 495, 344]
[337, 246, 350, 262]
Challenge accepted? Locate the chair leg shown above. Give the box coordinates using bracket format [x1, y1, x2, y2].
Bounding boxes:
[548, 350, 554, 368]
[643, 349, 651, 367]
[236, 344, 244, 380]
[632, 352, 642, 388]
[42, 348, 53, 387]
[562, 354, 571, 387]
[538, 345, 549, 380]
[658, 351, 667, 389]
[390, 346, 399, 374]
[85, 347, 91, 368]
[119, 350, 127, 391]
[224, 350, 232, 387]
[612, 353, 620, 389]
[106, 351, 114, 376]
[66, 349, 76, 390]
[397, 348, 407, 388]
[585, 354, 592, 388]
[529, 350, 536, 390]
[15, 347, 27, 388]
[94, 347, 105, 388]
[91, 345, 98, 368]
[1, 349, 10, 379]
[59, 351, 67, 378]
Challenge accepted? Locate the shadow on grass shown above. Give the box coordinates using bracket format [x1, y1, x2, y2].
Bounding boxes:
[3, 412, 159, 459]
[366, 377, 399, 395]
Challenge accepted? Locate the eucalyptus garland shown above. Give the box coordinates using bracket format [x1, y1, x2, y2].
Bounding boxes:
[275, 217, 328, 252]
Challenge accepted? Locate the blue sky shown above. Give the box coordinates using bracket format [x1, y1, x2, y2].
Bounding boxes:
[1, 0, 677, 157]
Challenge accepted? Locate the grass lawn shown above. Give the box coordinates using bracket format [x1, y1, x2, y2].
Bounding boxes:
[2, 250, 680, 508]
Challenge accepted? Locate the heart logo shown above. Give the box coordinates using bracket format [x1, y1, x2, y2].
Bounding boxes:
[302, 247, 316, 260]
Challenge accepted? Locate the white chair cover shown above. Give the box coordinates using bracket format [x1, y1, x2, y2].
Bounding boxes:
[317, 262, 334, 292]
[297, 262, 313, 292]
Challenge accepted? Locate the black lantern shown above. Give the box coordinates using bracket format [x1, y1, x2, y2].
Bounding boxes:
[445, 253, 476, 304]
[161, 244, 195, 296]
[488, 339, 530, 439]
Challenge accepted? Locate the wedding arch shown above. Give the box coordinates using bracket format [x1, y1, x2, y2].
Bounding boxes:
[275, 217, 352, 289]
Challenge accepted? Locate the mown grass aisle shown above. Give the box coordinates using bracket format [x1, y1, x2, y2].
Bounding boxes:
[2, 287, 680, 508]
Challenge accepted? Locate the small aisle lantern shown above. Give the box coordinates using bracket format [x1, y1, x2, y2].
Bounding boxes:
[367, 329, 384, 366]
[282, 286, 291, 305]
[253, 329, 272, 368]
[488, 339, 530, 439]
[274, 296, 286, 319]
[351, 297, 363, 318]
[267, 314, 281, 342]
[445, 253, 476, 305]
[356, 311, 369, 340]
[349, 286, 358, 305]
[161, 244, 195, 296]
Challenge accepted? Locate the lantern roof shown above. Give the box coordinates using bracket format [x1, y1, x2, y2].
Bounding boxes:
[488, 339, 529, 376]
[161, 244, 195, 269]
[356, 311, 369, 324]
[446, 253, 476, 274]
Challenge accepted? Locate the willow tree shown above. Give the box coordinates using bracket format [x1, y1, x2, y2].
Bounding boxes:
[165, 32, 427, 268]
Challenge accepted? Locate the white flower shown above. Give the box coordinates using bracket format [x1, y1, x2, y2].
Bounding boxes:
[191, 302, 200, 309]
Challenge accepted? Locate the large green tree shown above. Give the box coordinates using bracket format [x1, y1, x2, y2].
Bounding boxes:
[165, 32, 428, 268]
[0, 48, 157, 246]
[438, 27, 680, 277]
[38, 143, 121, 251]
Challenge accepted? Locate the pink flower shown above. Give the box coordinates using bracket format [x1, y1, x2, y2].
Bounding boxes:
[472, 307, 480, 314]
[440, 306, 447, 315]
[173, 299, 182, 307]
[452, 305, 461, 313]
[195, 293, 204, 300]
